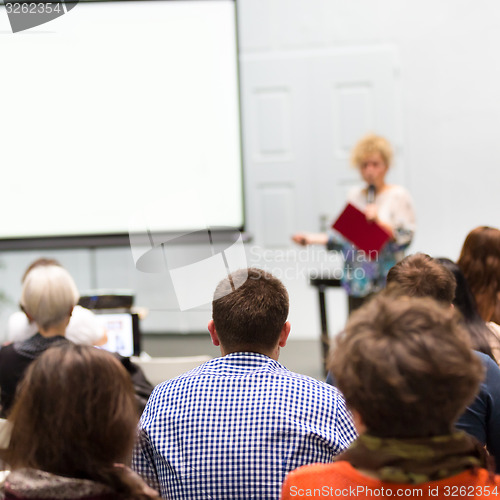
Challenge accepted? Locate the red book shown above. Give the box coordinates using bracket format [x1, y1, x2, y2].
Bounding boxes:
[332, 203, 391, 254]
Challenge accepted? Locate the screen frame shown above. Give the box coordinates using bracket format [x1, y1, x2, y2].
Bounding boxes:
[0, 0, 246, 251]
[96, 311, 142, 357]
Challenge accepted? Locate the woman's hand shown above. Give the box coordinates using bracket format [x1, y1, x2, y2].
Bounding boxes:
[365, 203, 378, 222]
[364, 205, 394, 238]
[291, 233, 328, 246]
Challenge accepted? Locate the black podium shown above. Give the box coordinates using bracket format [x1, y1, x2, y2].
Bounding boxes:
[309, 275, 341, 376]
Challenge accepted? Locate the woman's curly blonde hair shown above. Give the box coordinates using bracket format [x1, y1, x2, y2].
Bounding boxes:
[350, 133, 393, 169]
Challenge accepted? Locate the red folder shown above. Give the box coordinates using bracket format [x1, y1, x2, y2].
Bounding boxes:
[332, 203, 391, 254]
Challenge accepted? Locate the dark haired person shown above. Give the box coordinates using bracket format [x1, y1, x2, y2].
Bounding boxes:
[437, 257, 498, 362]
[133, 268, 356, 500]
[384, 253, 500, 472]
[458, 226, 500, 358]
[282, 295, 499, 499]
[2, 343, 158, 500]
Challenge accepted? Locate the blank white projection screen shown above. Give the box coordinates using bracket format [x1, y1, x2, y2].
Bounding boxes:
[0, 0, 243, 240]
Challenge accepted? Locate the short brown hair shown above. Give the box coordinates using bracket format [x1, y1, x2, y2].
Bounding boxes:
[5, 344, 147, 498]
[330, 294, 483, 438]
[350, 133, 393, 169]
[386, 253, 456, 304]
[212, 268, 289, 352]
[458, 226, 500, 321]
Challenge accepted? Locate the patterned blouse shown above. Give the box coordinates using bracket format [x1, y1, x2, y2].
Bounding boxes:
[328, 185, 416, 298]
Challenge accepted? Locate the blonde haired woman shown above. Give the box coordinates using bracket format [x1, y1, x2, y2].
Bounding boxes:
[292, 133, 416, 312]
[0, 265, 78, 416]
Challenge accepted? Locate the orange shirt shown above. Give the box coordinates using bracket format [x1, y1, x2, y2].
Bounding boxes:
[281, 461, 500, 499]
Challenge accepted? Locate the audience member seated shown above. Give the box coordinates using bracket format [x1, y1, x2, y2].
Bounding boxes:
[282, 294, 499, 499]
[437, 257, 498, 363]
[133, 268, 357, 500]
[1, 343, 158, 500]
[385, 253, 500, 472]
[6, 258, 106, 346]
[0, 265, 77, 417]
[458, 226, 500, 360]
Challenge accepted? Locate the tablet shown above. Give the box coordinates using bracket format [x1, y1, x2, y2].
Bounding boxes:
[96, 312, 141, 358]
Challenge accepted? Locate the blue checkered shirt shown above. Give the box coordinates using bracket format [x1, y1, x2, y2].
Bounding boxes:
[132, 352, 356, 500]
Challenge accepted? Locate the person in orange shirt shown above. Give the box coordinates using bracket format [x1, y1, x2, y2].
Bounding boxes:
[281, 293, 500, 499]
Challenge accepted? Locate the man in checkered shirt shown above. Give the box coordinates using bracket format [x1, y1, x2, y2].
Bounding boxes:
[132, 268, 356, 500]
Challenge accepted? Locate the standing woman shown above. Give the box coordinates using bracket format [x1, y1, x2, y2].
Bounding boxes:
[457, 226, 500, 360]
[292, 133, 416, 312]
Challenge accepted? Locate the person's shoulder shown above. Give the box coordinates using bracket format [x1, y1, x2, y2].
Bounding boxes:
[346, 185, 364, 203]
[287, 461, 338, 478]
[474, 350, 499, 371]
[0, 340, 30, 374]
[147, 359, 215, 395]
[487, 321, 500, 337]
[65, 306, 105, 345]
[279, 367, 332, 386]
[6, 311, 35, 343]
[140, 359, 218, 418]
[383, 184, 411, 198]
[7, 311, 29, 328]
[0, 341, 16, 358]
[283, 461, 352, 491]
[4, 468, 116, 499]
[473, 350, 500, 395]
[381, 184, 410, 198]
[71, 305, 96, 320]
[277, 369, 346, 402]
[458, 467, 500, 489]
[474, 350, 492, 363]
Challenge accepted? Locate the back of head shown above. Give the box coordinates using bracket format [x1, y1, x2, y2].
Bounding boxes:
[21, 257, 62, 283]
[6, 343, 138, 483]
[330, 294, 483, 438]
[436, 258, 479, 320]
[20, 265, 79, 330]
[437, 257, 496, 361]
[457, 226, 500, 321]
[386, 253, 456, 304]
[350, 133, 393, 168]
[212, 268, 289, 352]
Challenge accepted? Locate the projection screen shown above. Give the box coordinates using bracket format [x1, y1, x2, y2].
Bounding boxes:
[0, 0, 243, 248]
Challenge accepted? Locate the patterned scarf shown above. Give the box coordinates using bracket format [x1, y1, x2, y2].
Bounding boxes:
[336, 432, 492, 484]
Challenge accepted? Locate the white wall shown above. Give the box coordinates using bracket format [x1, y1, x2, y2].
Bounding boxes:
[240, 0, 500, 253]
[237, 0, 500, 339]
[1, 0, 499, 342]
